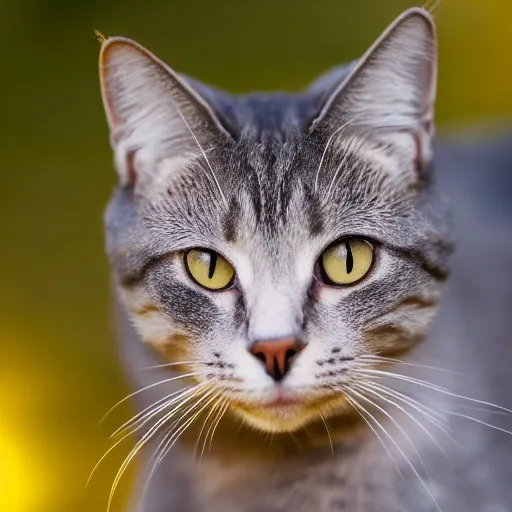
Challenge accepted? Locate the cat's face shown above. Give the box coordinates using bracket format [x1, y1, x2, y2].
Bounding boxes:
[101, 8, 452, 432]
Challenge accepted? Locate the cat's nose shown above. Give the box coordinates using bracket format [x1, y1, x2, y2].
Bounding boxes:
[249, 337, 305, 382]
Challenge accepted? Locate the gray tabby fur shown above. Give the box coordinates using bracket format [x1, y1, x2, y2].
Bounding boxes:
[99, 7, 512, 512]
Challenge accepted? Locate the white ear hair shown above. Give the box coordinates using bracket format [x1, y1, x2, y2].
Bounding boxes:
[312, 8, 437, 171]
[99, 37, 229, 186]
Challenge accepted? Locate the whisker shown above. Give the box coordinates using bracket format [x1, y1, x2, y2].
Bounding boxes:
[140, 389, 222, 502]
[110, 386, 198, 439]
[442, 410, 512, 437]
[454, 404, 512, 417]
[142, 389, 219, 508]
[354, 382, 448, 458]
[175, 108, 228, 209]
[127, 360, 202, 372]
[159, 389, 221, 464]
[360, 381, 458, 448]
[313, 119, 353, 193]
[106, 384, 208, 512]
[326, 132, 368, 198]
[137, 416, 186, 502]
[87, 384, 202, 489]
[319, 413, 334, 456]
[99, 372, 200, 425]
[208, 400, 229, 453]
[194, 396, 224, 460]
[345, 387, 442, 512]
[288, 431, 304, 451]
[344, 391, 403, 476]
[87, 429, 132, 489]
[200, 399, 225, 460]
[359, 355, 462, 375]
[356, 369, 512, 415]
[348, 387, 431, 477]
[362, 381, 447, 426]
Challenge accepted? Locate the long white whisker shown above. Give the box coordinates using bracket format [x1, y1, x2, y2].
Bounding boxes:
[442, 410, 512, 437]
[349, 387, 431, 477]
[87, 429, 133, 489]
[355, 382, 448, 458]
[359, 355, 462, 375]
[319, 413, 334, 456]
[106, 384, 208, 512]
[313, 119, 353, 193]
[140, 389, 221, 503]
[99, 372, 200, 425]
[128, 360, 202, 371]
[345, 388, 442, 512]
[208, 400, 229, 453]
[325, 135, 363, 198]
[455, 404, 512, 417]
[361, 381, 459, 448]
[200, 398, 226, 458]
[137, 415, 189, 503]
[110, 385, 199, 439]
[175, 109, 228, 209]
[194, 396, 223, 460]
[344, 391, 403, 476]
[200, 399, 224, 460]
[87, 385, 201, 488]
[159, 390, 222, 464]
[356, 369, 512, 415]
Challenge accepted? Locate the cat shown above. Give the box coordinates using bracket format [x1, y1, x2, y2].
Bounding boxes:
[98, 7, 512, 512]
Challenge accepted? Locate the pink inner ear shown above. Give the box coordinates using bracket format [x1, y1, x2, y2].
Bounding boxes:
[124, 149, 137, 187]
[411, 121, 435, 180]
[411, 131, 430, 181]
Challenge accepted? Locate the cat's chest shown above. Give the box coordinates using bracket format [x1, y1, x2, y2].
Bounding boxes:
[198, 442, 437, 512]
[196, 434, 502, 512]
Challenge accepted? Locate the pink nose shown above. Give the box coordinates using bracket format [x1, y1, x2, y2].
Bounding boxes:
[249, 337, 305, 381]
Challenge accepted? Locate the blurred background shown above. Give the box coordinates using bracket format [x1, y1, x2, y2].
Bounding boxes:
[0, 0, 511, 511]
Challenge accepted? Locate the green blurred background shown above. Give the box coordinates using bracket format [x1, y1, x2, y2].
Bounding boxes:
[0, 0, 510, 511]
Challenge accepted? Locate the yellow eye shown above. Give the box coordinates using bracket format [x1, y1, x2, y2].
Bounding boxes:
[185, 249, 235, 290]
[320, 239, 374, 286]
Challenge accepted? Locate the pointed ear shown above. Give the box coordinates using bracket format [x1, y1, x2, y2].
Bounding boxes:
[310, 8, 437, 172]
[99, 37, 230, 186]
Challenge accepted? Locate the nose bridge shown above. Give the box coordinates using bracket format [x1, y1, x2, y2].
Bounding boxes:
[248, 282, 302, 342]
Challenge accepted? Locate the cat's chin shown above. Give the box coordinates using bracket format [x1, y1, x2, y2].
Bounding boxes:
[229, 394, 349, 433]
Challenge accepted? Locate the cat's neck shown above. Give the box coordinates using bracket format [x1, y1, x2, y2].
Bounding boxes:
[191, 429, 416, 512]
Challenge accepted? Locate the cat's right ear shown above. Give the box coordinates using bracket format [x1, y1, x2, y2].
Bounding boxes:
[99, 37, 231, 186]
[310, 8, 437, 174]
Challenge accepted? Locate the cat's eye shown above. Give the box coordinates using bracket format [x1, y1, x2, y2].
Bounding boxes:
[319, 239, 374, 286]
[185, 249, 235, 291]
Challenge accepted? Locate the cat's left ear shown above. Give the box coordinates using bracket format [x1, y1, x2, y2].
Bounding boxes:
[99, 37, 231, 187]
[310, 8, 437, 173]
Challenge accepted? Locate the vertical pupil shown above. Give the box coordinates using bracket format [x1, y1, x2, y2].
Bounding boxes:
[207, 251, 217, 279]
[345, 241, 354, 274]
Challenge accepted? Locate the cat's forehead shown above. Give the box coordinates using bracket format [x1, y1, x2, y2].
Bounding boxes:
[141, 130, 414, 252]
[224, 136, 323, 236]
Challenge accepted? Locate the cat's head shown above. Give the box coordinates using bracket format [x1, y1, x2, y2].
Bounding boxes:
[100, 8, 452, 433]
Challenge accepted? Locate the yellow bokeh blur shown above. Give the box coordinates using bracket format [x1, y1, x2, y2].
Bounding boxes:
[0, 0, 510, 511]
[0, 352, 54, 511]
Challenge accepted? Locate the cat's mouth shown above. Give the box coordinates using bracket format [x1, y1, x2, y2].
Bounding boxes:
[261, 395, 302, 408]
[228, 388, 348, 432]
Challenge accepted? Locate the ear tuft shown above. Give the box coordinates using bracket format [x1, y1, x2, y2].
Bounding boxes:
[423, 0, 442, 15]
[93, 29, 107, 44]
